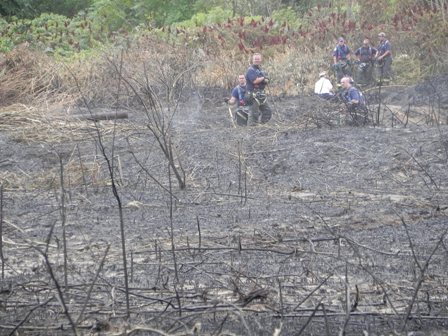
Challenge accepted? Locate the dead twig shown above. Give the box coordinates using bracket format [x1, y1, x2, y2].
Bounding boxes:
[295, 299, 324, 336]
[293, 273, 332, 311]
[66, 53, 131, 318]
[76, 244, 110, 324]
[7, 297, 54, 336]
[34, 221, 78, 336]
[400, 216, 422, 272]
[196, 216, 202, 253]
[112, 326, 170, 336]
[0, 184, 4, 280]
[401, 226, 448, 332]
[339, 263, 351, 336]
[56, 152, 68, 291]
[168, 162, 179, 286]
[400, 146, 440, 190]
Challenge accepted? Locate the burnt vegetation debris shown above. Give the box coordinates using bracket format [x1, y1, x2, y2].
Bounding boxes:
[1, 0, 448, 332]
[1, 61, 448, 335]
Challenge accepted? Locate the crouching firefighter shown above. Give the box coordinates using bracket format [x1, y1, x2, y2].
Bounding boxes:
[225, 74, 250, 126]
[340, 76, 369, 126]
[245, 53, 272, 126]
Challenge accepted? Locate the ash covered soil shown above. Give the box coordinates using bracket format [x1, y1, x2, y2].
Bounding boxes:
[1, 79, 448, 335]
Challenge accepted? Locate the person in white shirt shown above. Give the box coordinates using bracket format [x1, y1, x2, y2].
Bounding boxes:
[314, 71, 334, 100]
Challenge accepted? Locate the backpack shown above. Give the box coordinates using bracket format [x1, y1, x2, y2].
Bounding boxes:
[361, 47, 372, 59]
[336, 45, 349, 60]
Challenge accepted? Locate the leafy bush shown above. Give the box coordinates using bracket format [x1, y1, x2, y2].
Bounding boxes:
[177, 7, 233, 28]
[1, 1, 447, 101]
[88, 0, 133, 33]
[0, 12, 108, 56]
[1, 0, 92, 19]
[271, 7, 302, 30]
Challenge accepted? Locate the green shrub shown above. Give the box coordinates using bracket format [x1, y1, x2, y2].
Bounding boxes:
[177, 7, 233, 28]
[271, 7, 302, 30]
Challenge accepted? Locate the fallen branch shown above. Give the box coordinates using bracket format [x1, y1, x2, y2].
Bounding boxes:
[7, 297, 54, 336]
[72, 111, 128, 121]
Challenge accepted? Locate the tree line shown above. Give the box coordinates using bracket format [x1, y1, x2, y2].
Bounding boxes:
[2, 0, 433, 25]
[2, 1, 445, 28]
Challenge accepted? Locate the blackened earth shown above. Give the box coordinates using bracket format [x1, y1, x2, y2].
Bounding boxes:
[1, 77, 448, 335]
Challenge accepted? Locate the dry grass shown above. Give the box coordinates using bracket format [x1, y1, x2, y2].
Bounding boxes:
[0, 145, 121, 192]
[0, 33, 444, 150]
[0, 45, 65, 107]
[193, 44, 334, 96]
[266, 45, 332, 96]
[0, 104, 83, 143]
[0, 103, 141, 190]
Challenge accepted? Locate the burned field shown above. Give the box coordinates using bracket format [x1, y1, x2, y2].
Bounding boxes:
[1, 81, 448, 335]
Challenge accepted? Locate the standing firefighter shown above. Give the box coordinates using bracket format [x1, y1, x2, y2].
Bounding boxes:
[332, 37, 352, 82]
[226, 74, 249, 126]
[375, 32, 393, 82]
[354, 38, 377, 85]
[245, 53, 272, 126]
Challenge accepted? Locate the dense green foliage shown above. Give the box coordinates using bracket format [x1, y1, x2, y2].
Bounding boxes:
[0, 0, 21, 17]
[0, 0, 92, 18]
[0, 13, 105, 56]
[1, 0, 447, 79]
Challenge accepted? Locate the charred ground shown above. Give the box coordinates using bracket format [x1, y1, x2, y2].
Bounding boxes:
[0, 77, 448, 335]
